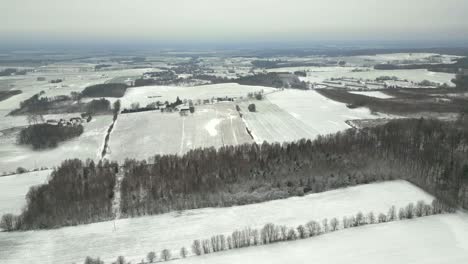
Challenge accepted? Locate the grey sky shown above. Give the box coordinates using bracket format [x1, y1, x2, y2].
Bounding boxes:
[1, 0, 468, 44]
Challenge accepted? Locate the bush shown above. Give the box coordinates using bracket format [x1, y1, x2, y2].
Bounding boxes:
[16, 167, 28, 174]
[248, 103, 256, 112]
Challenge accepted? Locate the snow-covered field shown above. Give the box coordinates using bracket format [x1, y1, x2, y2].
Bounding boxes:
[0, 170, 50, 215]
[240, 90, 386, 143]
[107, 103, 253, 162]
[0, 115, 112, 173]
[173, 213, 468, 264]
[119, 83, 275, 109]
[0, 180, 435, 264]
[266, 66, 456, 86]
[350, 91, 394, 99]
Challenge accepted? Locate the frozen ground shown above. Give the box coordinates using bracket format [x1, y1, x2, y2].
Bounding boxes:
[266, 67, 456, 86]
[240, 90, 386, 143]
[0, 170, 50, 215]
[106, 103, 253, 162]
[0, 115, 112, 173]
[0, 180, 434, 264]
[120, 83, 275, 109]
[350, 91, 394, 99]
[172, 213, 468, 264]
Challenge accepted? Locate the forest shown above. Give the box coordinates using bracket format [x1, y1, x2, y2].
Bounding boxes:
[81, 83, 129, 98]
[17, 123, 84, 149]
[4, 117, 468, 230]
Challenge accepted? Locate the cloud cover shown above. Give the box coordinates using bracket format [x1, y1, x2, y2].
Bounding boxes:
[1, 0, 468, 44]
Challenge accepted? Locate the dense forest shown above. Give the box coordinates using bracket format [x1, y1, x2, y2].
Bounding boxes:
[17, 123, 84, 149]
[81, 83, 129, 98]
[17, 159, 118, 229]
[5, 117, 467, 230]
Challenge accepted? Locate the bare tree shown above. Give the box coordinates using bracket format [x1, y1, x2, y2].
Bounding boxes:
[330, 218, 339, 231]
[342, 216, 350, 229]
[398, 207, 406, 220]
[405, 203, 415, 219]
[192, 239, 202, 256]
[322, 218, 329, 233]
[0, 214, 14, 231]
[297, 225, 307, 239]
[202, 239, 211, 253]
[355, 212, 365, 226]
[115, 256, 126, 264]
[415, 200, 425, 217]
[378, 213, 387, 223]
[180, 247, 188, 258]
[367, 212, 376, 224]
[305, 220, 321, 236]
[147, 251, 156, 263]
[161, 249, 171, 261]
[287, 228, 297, 240]
[387, 205, 396, 221]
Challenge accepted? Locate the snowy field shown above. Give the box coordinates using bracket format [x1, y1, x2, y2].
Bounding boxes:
[266, 66, 456, 86]
[173, 213, 468, 264]
[119, 83, 275, 109]
[240, 90, 386, 143]
[350, 91, 394, 99]
[0, 115, 112, 173]
[0, 180, 435, 264]
[0, 170, 50, 215]
[106, 103, 253, 162]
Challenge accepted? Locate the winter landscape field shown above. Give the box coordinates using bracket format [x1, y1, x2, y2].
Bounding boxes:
[1, 16, 468, 263]
[0, 180, 447, 264]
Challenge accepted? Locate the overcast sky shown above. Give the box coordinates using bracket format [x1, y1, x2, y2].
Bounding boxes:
[1, 0, 468, 47]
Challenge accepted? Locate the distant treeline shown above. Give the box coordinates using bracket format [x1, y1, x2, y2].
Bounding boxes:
[251, 60, 328, 69]
[5, 117, 468, 230]
[374, 57, 468, 73]
[0, 90, 21, 102]
[317, 89, 468, 115]
[196, 72, 308, 89]
[0, 68, 28, 76]
[18, 123, 84, 149]
[9, 92, 112, 115]
[81, 83, 129, 98]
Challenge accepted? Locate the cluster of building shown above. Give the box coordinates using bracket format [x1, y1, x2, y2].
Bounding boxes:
[45, 113, 91, 127]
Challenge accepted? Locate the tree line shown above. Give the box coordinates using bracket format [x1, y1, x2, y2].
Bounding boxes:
[3, 117, 468, 230]
[76, 199, 450, 263]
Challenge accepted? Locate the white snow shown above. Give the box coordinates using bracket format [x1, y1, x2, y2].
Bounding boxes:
[106, 103, 252, 162]
[0, 170, 50, 215]
[172, 213, 468, 264]
[0, 180, 435, 264]
[204, 118, 222, 136]
[120, 83, 275, 109]
[350, 91, 394, 99]
[240, 90, 388, 143]
[0, 115, 113, 173]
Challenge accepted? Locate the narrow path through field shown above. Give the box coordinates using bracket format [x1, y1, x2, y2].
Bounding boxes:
[111, 168, 124, 224]
[179, 116, 186, 155]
